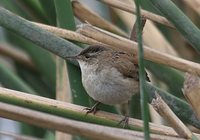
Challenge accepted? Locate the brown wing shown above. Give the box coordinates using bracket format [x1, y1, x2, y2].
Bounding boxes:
[111, 51, 150, 81]
[111, 52, 139, 81]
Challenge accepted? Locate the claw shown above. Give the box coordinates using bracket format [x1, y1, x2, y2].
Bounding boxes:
[118, 116, 129, 128]
[83, 107, 98, 114]
[83, 102, 100, 115]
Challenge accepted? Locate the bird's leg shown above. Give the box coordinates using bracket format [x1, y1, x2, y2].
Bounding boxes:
[118, 101, 130, 128]
[118, 115, 129, 128]
[84, 102, 100, 114]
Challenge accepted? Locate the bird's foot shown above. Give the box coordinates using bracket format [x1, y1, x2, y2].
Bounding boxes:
[118, 115, 129, 128]
[83, 102, 100, 115]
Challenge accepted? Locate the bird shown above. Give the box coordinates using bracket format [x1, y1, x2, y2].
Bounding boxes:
[66, 45, 144, 127]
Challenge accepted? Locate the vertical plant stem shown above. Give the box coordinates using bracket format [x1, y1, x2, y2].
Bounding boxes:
[54, 0, 76, 139]
[55, 58, 71, 140]
[54, 0, 89, 107]
[135, 0, 150, 139]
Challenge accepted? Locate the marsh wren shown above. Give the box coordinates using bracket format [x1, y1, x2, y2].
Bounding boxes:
[67, 45, 141, 126]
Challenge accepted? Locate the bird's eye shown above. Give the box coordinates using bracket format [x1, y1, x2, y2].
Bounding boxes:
[84, 54, 90, 59]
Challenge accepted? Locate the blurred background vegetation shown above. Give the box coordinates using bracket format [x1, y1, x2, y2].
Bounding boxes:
[0, 0, 199, 140]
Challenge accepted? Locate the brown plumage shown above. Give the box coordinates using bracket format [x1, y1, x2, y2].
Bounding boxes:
[77, 45, 149, 81]
[67, 45, 149, 127]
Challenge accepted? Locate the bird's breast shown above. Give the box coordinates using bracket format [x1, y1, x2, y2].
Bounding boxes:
[80, 64, 139, 105]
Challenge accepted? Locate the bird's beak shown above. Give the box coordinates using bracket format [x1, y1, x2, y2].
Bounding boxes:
[65, 55, 81, 60]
